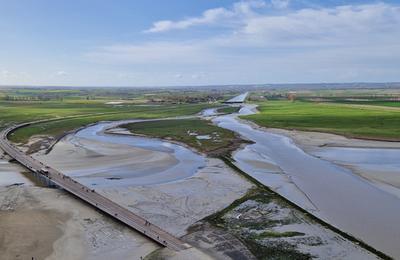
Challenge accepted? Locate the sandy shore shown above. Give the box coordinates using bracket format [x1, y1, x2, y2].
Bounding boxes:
[35, 135, 186, 187]
[0, 185, 158, 260]
[31, 130, 255, 236]
[267, 127, 400, 151]
[238, 116, 400, 185]
[0, 152, 34, 186]
[4, 113, 393, 259]
[99, 158, 254, 236]
[261, 127, 400, 197]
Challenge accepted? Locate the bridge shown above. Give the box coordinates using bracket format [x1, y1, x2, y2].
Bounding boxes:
[0, 122, 190, 251]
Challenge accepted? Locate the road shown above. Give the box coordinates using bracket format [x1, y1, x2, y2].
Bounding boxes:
[0, 122, 190, 251]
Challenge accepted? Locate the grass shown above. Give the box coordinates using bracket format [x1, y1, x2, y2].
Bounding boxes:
[205, 187, 312, 260]
[121, 118, 243, 156]
[0, 99, 152, 129]
[333, 100, 400, 107]
[217, 156, 392, 260]
[243, 101, 400, 141]
[243, 238, 312, 260]
[8, 103, 213, 143]
[254, 231, 305, 239]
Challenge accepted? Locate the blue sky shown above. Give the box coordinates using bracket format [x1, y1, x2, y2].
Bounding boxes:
[1, 0, 399, 86]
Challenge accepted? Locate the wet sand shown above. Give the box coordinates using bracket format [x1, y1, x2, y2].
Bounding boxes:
[260, 128, 400, 199]
[213, 104, 400, 258]
[0, 185, 158, 260]
[36, 120, 254, 236]
[0, 152, 34, 186]
[2, 105, 396, 259]
[99, 158, 254, 236]
[36, 135, 183, 187]
[35, 120, 205, 187]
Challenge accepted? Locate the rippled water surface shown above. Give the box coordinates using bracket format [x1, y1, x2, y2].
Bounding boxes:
[213, 104, 400, 258]
[43, 120, 206, 187]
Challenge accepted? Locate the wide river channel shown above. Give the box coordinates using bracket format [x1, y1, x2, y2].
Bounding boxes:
[212, 104, 400, 258]
[33, 102, 400, 258]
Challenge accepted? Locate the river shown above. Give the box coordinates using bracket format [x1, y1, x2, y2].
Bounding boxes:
[212, 103, 400, 258]
[36, 120, 205, 187]
[20, 100, 400, 258]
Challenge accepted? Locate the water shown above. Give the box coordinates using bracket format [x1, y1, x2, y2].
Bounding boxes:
[44, 120, 206, 187]
[213, 104, 400, 258]
[0, 159, 33, 186]
[225, 92, 249, 103]
[312, 147, 400, 172]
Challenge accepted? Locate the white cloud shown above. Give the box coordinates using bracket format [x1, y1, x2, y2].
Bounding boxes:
[55, 70, 68, 76]
[145, 0, 266, 33]
[270, 0, 290, 9]
[86, 2, 400, 84]
[240, 3, 400, 46]
[144, 2, 400, 48]
[0, 70, 10, 77]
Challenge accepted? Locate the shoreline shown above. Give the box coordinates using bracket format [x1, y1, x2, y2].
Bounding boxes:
[237, 116, 400, 150]
[105, 114, 395, 258]
[6, 107, 397, 259]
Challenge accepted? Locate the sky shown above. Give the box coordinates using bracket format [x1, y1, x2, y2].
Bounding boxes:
[0, 0, 399, 87]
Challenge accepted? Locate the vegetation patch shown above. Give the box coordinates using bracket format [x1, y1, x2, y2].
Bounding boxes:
[8, 104, 213, 144]
[121, 118, 247, 156]
[205, 188, 312, 260]
[243, 100, 400, 141]
[253, 231, 305, 239]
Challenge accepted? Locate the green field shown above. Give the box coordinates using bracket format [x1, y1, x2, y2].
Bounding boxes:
[243, 101, 400, 141]
[8, 103, 213, 143]
[121, 118, 242, 156]
[332, 100, 400, 107]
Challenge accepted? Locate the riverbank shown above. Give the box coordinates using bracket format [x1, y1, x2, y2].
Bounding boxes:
[119, 118, 248, 157]
[243, 121, 400, 199]
[214, 103, 400, 258]
[242, 101, 400, 141]
[2, 101, 396, 259]
[98, 113, 383, 258]
[241, 119, 400, 151]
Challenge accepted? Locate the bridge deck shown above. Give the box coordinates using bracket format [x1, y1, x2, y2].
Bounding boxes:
[0, 124, 189, 251]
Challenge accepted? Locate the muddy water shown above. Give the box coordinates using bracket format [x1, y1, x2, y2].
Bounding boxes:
[312, 147, 400, 198]
[39, 121, 205, 187]
[213, 104, 400, 258]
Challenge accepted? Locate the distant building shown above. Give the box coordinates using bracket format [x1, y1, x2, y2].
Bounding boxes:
[287, 91, 297, 102]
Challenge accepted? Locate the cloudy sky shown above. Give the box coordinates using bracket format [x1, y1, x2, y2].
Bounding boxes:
[1, 0, 399, 86]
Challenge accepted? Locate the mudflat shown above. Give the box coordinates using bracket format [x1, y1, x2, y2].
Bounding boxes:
[0, 186, 158, 260]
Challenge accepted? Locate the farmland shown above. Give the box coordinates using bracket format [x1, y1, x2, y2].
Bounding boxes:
[243, 100, 400, 141]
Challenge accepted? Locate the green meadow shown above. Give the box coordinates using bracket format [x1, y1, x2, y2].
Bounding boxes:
[243, 101, 400, 141]
[5, 101, 213, 143]
[121, 118, 241, 156]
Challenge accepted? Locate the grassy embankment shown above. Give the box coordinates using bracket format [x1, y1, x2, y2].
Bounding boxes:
[333, 100, 400, 108]
[121, 118, 245, 156]
[243, 101, 400, 141]
[5, 101, 213, 144]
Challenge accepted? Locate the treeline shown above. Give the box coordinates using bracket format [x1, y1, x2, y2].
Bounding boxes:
[149, 94, 224, 104]
[3, 95, 65, 101]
